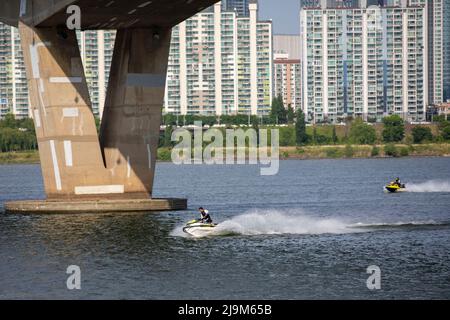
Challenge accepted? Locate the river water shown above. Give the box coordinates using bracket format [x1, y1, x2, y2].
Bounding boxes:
[0, 158, 449, 299]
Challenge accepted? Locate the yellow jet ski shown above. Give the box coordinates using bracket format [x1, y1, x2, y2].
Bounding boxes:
[182, 219, 217, 237]
[385, 182, 406, 193]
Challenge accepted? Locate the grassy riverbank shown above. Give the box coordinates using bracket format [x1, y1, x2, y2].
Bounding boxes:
[0, 151, 40, 164]
[1, 143, 449, 165]
[279, 143, 450, 160]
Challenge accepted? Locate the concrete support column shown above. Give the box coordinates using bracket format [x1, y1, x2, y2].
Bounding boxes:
[19, 23, 172, 200]
[19, 22, 110, 199]
[100, 28, 172, 198]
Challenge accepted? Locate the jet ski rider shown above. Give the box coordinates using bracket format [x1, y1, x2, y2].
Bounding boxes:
[199, 207, 213, 224]
[394, 177, 402, 187]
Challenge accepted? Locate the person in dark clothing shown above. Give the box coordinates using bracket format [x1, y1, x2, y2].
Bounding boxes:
[198, 207, 213, 224]
[394, 177, 402, 187]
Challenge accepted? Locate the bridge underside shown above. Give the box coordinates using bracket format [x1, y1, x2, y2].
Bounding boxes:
[2, 0, 218, 211]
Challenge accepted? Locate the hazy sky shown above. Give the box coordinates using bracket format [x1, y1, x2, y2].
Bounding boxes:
[259, 0, 300, 35]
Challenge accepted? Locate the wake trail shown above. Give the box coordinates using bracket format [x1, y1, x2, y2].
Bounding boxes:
[405, 180, 450, 193]
[171, 209, 449, 238]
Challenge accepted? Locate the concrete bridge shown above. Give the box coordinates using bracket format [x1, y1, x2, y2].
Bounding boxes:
[1, 0, 219, 213]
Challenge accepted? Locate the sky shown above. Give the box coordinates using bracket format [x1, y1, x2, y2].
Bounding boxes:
[258, 0, 300, 35]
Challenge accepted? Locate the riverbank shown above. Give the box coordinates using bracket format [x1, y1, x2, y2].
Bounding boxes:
[279, 143, 450, 160]
[0, 151, 40, 164]
[2, 143, 449, 165]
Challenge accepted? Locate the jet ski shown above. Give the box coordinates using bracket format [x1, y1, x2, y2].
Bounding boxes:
[182, 219, 218, 237]
[385, 182, 406, 193]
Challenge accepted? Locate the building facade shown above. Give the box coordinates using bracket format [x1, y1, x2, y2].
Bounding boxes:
[0, 23, 28, 119]
[443, 0, 450, 101]
[0, 22, 116, 119]
[76, 30, 116, 118]
[407, 0, 444, 105]
[223, 0, 250, 16]
[165, 0, 272, 116]
[301, 2, 428, 123]
[273, 34, 301, 59]
[273, 53, 302, 111]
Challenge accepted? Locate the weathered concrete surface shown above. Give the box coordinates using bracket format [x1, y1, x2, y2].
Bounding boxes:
[2, 0, 219, 212]
[99, 27, 172, 197]
[5, 198, 187, 214]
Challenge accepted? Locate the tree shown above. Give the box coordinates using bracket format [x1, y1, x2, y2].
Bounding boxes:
[349, 118, 377, 144]
[382, 115, 405, 143]
[439, 121, 450, 140]
[270, 95, 287, 124]
[287, 105, 295, 124]
[163, 125, 174, 147]
[412, 126, 433, 143]
[331, 126, 338, 145]
[312, 127, 317, 144]
[0, 113, 17, 129]
[295, 109, 308, 145]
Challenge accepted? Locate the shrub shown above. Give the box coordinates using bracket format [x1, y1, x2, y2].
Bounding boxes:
[279, 127, 296, 146]
[382, 115, 405, 142]
[295, 109, 308, 145]
[439, 121, 450, 140]
[349, 118, 377, 144]
[412, 126, 433, 143]
[157, 148, 172, 161]
[384, 144, 399, 157]
[326, 148, 342, 158]
[400, 147, 409, 157]
[345, 144, 354, 158]
[371, 146, 380, 157]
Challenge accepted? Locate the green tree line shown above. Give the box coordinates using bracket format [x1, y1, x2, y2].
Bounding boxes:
[0, 114, 37, 152]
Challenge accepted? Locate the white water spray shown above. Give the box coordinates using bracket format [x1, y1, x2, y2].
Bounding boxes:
[171, 210, 449, 238]
[211, 210, 353, 236]
[406, 180, 450, 193]
[171, 210, 358, 238]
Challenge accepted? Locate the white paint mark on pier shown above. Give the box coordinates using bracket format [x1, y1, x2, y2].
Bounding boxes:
[64, 140, 73, 167]
[127, 156, 131, 178]
[49, 140, 62, 191]
[63, 108, 79, 118]
[74, 185, 124, 195]
[33, 109, 41, 128]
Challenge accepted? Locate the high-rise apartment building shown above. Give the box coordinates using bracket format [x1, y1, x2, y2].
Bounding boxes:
[76, 30, 116, 118]
[407, 0, 444, 105]
[0, 23, 116, 120]
[443, 0, 450, 101]
[0, 23, 28, 119]
[273, 53, 302, 111]
[223, 0, 250, 16]
[165, 0, 272, 116]
[301, 1, 428, 123]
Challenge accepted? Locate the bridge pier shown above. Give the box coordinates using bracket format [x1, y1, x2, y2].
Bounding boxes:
[1, 0, 220, 213]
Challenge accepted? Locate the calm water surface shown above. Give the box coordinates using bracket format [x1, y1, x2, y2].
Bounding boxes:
[0, 158, 449, 299]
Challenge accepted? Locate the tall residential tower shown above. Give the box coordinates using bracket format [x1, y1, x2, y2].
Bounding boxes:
[0, 23, 28, 119]
[301, 1, 428, 123]
[165, 0, 273, 116]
